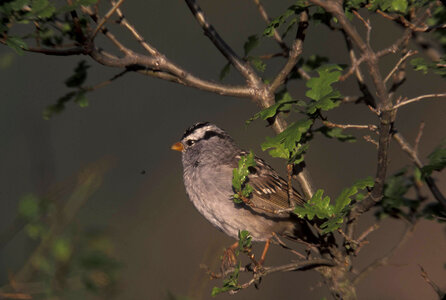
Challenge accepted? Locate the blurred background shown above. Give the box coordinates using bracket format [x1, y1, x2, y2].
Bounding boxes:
[0, 0, 445, 299]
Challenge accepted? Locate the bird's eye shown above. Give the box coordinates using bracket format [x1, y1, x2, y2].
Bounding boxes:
[186, 140, 196, 146]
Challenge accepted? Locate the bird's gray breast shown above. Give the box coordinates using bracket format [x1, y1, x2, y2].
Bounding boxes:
[182, 163, 280, 241]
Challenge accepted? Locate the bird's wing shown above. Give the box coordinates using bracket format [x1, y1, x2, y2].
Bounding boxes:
[232, 152, 305, 215]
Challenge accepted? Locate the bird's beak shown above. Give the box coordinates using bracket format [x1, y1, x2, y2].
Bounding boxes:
[171, 142, 184, 152]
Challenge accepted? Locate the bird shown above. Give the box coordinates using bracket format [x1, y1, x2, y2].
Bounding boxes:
[171, 122, 317, 265]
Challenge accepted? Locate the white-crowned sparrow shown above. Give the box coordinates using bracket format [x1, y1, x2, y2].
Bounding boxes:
[171, 122, 316, 245]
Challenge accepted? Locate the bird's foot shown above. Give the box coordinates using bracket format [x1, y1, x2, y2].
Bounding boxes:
[220, 242, 238, 272]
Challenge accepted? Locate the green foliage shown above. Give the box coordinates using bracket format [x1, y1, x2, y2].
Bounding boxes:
[243, 35, 259, 56]
[411, 57, 446, 78]
[294, 177, 374, 233]
[44, 60, 90, 119]
[263, 1, 307, 37]
[246, 91, 302, 124]
[368, 0, 408, 13]
[261, 119, 312, 163]
[305, 65, 342, 114]
[212, 230, 253, 296]
[211, 263, 241, 296]
[319, 127, 356, 143]
[18, 193, 40, 220]
[237, 230, 252, 254]
[5, 36, 28, 54]
[232, 152, 256, 203]
[375, 167, 446, 221]
[421, 139, 446, 177]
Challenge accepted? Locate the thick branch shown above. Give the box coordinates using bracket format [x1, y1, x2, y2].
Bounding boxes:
[89, 49, 253, 98]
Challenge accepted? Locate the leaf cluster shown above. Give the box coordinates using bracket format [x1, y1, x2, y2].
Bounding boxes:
[43, 60, 90, 119]
[249, 64, 349, 165]
[211, 230, 252, 296]
[294, 177, 374, 233]
[232, 152, 256, 204]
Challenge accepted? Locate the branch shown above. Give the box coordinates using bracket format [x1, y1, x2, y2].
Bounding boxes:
[184, 0, 262, 87]
[310, 1, 394, 237]
[323, 120, 377, 131]
[419, 265, 446, 299]
[89, 49, 253, 98]
[270, 10, 308, 92]
[90, 0, 126, 40]
[384, 50, 418, 83]
[393, 132, 446, 209]
[393, 93, 446, 109]
[252, 0, 288, 52]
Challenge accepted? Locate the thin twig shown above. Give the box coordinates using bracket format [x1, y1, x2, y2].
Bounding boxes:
[414, 122, 425, 154]
[90, 0, 126, 40]
[184, 0, 262, 87]
[393, 93, 446, 109]
[393, 132, 446, 209]
[252, 0, 288, 52]
[419, 265, 446, 299]
[384, 50, 417, 83]
[353, 222, 416, 285]
[270, 10, 309, 92]
[323, 121, 377, 131]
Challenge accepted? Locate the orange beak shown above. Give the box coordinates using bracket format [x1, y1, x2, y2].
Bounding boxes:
[171, 142, 184, 152]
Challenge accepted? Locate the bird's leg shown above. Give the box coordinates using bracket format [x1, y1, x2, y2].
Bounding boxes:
[258, 239, 271, 266]
[221, 242, 239, 271]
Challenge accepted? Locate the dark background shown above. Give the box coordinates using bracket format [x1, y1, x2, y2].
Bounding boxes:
[0, 1, 445, 299]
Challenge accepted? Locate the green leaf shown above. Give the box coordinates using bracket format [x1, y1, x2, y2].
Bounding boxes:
[5, 36, 28, 55]
[353, 176, 374, 190]
[18, 194, 40, 220]
[232, 152, 256, 203]
[243, 35, 259, 56]
[319, 126, 356, 142]
[248, 56, 266, 72]
[411, 57, 446, 78]
[211, 263, 241, 296]
[246, 91, 297, 124]
[74, 91, 89, 107]
[43, 91, 76, 120]
[261, 119, 312, 162]
[52, 238, 72, 262]
[11, 0, 30, 11]
[305, 65, 342, 114]
[238, 230, 252, 252]
[65, 60, 90, 87]
[31, 0, 56, 18]
[263, 1, 307, 37]
[421, 139, 446, 176]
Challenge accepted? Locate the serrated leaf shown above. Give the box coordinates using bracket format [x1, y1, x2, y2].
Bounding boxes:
[305, 65, 342, 114]
[261, 119, 312, 162]
[246, 92, 297, 124]
[353, 176, 374, 190]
